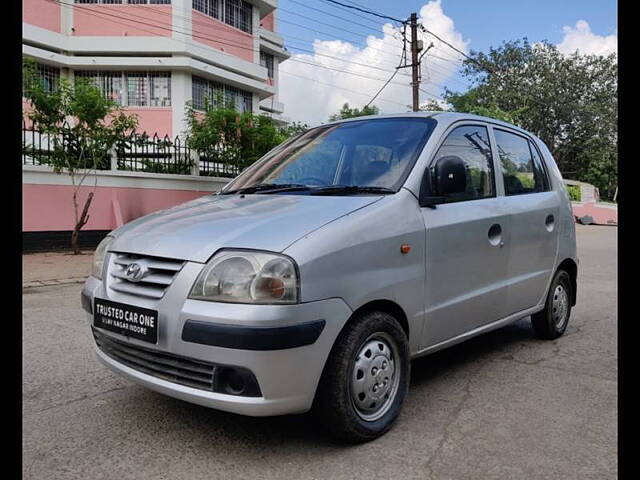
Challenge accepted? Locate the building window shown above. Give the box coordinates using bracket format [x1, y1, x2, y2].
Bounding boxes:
[75, 1, 172, 4]
[126, 72, 148, 106]
[260, 52, 274, 79]
[149, 73, 172, 107]
[192, 76, 252, 112]
[30, 63, 61, 93]
[193, 0, 252, 34]
[192, 0, 221, 17]
[75, 71, 124, 104]
[74, 71, 171, 107]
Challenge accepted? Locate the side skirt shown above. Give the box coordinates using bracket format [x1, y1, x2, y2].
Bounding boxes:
[411, 304, 545, 359]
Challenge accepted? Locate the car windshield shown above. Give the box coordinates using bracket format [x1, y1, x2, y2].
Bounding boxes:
[222, 117, 436, 194]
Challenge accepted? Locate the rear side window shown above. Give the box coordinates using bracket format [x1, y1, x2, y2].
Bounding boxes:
[494, 129, 549, 195]
[431, 125, 495, 202]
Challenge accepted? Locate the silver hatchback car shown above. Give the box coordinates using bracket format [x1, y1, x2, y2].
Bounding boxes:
[82, 113, 577, 442]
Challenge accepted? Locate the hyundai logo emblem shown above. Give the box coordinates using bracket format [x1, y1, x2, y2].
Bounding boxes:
[124, 262, 146, 282]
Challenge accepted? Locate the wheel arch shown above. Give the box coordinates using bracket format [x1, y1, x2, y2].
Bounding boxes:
[347, 299, 410, 339]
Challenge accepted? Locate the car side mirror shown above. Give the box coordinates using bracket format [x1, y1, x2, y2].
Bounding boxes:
[420, 155, 467, 207]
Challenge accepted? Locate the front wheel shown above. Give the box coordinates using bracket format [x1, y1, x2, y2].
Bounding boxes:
[313, 311, 410, 443]
[531, 269, 573, 339]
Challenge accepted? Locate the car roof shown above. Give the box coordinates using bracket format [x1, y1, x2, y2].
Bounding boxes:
[321, 111, 537, 140]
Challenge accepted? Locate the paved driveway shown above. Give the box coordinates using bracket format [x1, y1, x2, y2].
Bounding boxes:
[22, 225, 617, 479]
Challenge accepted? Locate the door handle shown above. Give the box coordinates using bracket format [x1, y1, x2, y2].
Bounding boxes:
[545, 214, 555, 232]
[488, 223, 503, 247]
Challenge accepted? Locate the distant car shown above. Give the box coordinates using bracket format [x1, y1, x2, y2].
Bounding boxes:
[82, 113, 578, 442]
[564, 179, 617, 226]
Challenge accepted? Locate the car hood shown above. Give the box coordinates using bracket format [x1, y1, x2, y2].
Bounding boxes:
[109, 193, 383, 263]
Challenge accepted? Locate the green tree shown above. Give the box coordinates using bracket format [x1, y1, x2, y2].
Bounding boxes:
[329, 103, 380, 121]
[441, 39, 617, 199]
[23, 59, 138, 254]
[279, 120, 309, 138]
[185, 95, 299, 177]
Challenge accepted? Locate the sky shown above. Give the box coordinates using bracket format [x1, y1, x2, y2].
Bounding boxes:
[274, 0, 618, 126]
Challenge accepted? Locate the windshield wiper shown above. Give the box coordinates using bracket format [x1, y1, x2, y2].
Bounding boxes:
[219, 183, 310, 195]
[220, 183, 396, 196]
[309, 185, 396, 196]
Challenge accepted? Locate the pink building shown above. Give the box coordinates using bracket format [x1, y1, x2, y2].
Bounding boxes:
[23, 0, 290, 137]
[23, 0, 290, 250]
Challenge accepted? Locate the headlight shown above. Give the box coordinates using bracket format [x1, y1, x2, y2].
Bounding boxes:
[189, 250, 299, 304]
[92, 236, 114, 280]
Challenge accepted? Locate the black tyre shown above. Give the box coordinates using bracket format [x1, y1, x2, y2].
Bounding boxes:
[313, 311, 410, 443]
[531, 269, 573, 339]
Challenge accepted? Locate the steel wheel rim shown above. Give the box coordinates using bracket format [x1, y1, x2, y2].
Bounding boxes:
[552, 284, 569, 330]
[349, 332, 401, 422]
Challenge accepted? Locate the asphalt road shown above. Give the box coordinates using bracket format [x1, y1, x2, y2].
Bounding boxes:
[22, 225, 617, 479]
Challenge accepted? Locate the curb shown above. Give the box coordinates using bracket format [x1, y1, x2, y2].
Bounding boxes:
[23, 277, 87, 289]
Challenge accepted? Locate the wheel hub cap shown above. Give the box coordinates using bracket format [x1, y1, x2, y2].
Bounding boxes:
[350, 333, 400, 422]
[552, 284, 569, 329]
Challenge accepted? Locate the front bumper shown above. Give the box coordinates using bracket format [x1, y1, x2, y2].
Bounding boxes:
[82, 274, 352, 416]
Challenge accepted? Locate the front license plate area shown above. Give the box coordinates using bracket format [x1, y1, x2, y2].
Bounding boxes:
[93, 298, 158, 344]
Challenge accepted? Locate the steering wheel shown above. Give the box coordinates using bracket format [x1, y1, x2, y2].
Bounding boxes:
[298, 176, 327, 186]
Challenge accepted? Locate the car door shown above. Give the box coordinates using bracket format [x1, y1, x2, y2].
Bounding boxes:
[420, 123, 512, 349]
[491, 128, 560, 315]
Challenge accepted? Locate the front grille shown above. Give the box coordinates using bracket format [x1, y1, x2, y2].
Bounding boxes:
[109, 252, 184, 299]
[93, 328, 216, 391]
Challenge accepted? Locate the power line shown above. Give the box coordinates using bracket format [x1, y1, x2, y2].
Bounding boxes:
[278, 18, 413, 66]
[290, 57, 423, 90]
[57, 1, 416, 85]
[365, 68, 399, 107]
[321, 0, 406, 24]
[314, 0, 395, 29]
[364, 46, 405, 108]
[281, 31, 412, 73]
[277, 7, 400, 47]
[62, 0, 409, 76]
[50, 1, 447, 107]
[279, 68, 409, 107]
[418, 24, 554, 109]
[419, 25, 473, 63]
[284, 0, 387, 35]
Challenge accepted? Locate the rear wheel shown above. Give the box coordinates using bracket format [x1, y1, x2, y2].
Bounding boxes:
[531, 270, 572, 339]
[314, 311, 410, 443]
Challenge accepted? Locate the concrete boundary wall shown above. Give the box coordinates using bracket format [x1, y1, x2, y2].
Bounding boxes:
[24, 167, 230, 233]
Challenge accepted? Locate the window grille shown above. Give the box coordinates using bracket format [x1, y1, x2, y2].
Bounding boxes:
[192, 0, 252, 33]
[36, 63, 61, 93]
[192, 76, 224, 111]
[73, 71, 171, 107]
[75, 1, 172, 4]
[260, 52, 274, 79]
[150, 72, 171, 107]
[193, 0, 221, 18]
[75, 71, 124, 105]
[192, 76, 252, 113]
[126, 72, 148, 107]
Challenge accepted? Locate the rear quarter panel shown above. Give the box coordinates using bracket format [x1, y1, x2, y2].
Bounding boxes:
[535, 138, 578, 271]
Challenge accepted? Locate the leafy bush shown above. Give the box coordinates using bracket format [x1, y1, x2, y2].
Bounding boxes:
[566, 184, 581, 201]
[185, 95, 307, 174]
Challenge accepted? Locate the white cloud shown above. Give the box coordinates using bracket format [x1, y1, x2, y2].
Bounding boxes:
[278, 1, 467, 126]
[556, 20, 617, 57]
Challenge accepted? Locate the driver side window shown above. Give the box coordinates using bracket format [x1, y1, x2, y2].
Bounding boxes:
[431, 125, 496, 202]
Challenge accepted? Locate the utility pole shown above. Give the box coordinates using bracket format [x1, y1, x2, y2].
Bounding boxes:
[410, 12, 420, 112]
